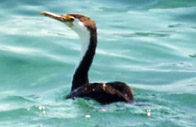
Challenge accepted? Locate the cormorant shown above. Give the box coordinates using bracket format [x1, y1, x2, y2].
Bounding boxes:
[41, 11, 134, 104]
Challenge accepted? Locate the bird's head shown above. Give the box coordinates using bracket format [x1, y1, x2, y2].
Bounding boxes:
[40, 11, 96, 38]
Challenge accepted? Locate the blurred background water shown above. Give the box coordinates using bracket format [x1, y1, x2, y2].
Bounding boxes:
[0, 0, 196, 127]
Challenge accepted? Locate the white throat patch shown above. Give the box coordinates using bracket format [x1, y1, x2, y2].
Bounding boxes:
[71, 19, 91, 77]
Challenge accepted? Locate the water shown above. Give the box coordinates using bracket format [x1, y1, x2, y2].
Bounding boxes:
[0, 0, 196, 126]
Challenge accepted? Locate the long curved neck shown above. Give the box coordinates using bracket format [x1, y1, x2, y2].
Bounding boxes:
[71, 28, 97, 91]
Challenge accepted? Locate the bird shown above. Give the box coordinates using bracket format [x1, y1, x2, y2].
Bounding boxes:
[40, 11, 134, 104]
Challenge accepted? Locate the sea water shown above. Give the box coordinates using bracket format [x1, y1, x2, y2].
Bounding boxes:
[0, 0, 196, 127]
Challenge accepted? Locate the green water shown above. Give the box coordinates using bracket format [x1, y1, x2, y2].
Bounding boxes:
[0, 0, 196, 127]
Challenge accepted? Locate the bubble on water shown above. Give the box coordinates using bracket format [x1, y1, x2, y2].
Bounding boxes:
[146, 109, 152, 117]
[85, 114, 91, 118]
[42, 111, 46, 115]
[37, 106, 46, 110]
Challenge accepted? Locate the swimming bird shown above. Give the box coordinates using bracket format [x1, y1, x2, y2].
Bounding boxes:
[40, 11, 134, 104]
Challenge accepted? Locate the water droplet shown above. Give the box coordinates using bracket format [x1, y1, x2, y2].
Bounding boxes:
[146, 109, 151, 117]
[42, 111, 46, 114]
[85, 114, 91, 118]
[38, 106, 46, 110]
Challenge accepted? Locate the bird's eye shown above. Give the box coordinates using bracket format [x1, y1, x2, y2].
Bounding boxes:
[67, 18, 74, 22]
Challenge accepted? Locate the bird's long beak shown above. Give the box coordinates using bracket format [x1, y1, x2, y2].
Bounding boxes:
[40, 11, 75, 27]
[40, 11, 65, 22]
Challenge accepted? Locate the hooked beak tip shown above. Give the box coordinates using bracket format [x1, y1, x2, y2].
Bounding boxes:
[40, 12, 45, 15]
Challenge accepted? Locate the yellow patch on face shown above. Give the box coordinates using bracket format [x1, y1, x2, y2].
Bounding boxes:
[66, 22, 73, 27]
[64, 15, 75, 27]
[64, 15, 74, 20]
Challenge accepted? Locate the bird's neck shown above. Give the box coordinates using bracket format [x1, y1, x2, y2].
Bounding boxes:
[71, 28, 97, 91]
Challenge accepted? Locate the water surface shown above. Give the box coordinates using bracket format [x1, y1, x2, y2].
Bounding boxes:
[0, 0, 196, 127]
